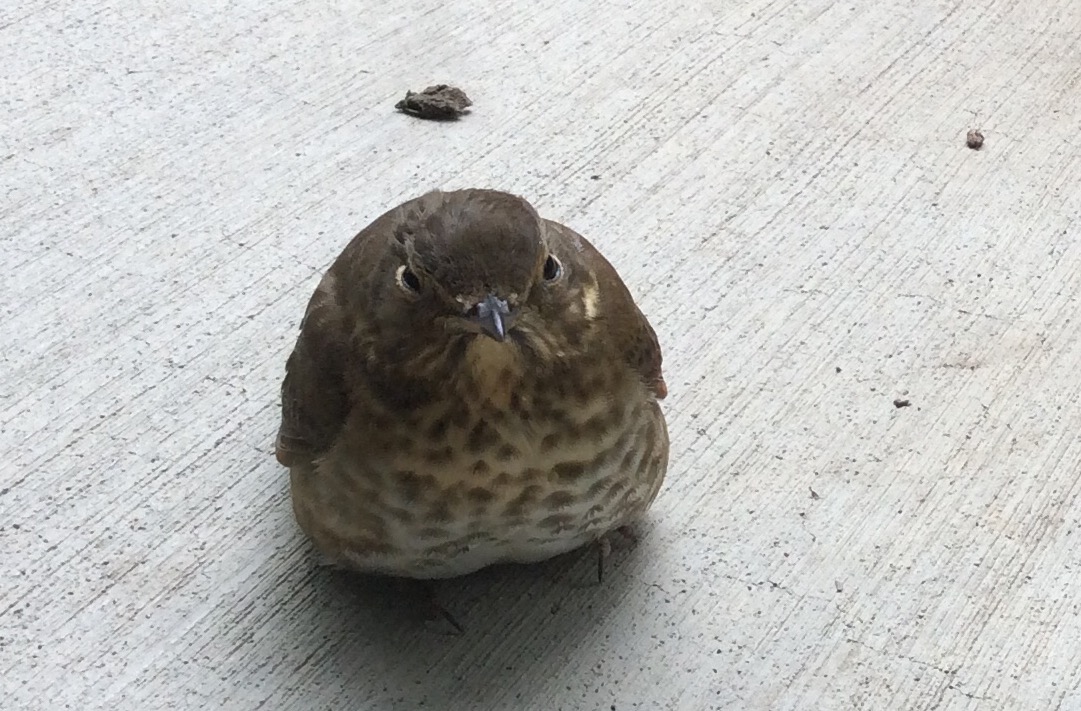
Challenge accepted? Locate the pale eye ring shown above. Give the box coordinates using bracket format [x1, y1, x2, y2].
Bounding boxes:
[396, 264, 421, 293]
[542, 254, 563, 282]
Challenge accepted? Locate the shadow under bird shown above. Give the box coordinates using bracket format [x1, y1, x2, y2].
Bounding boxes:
[275, 188, 669, 580]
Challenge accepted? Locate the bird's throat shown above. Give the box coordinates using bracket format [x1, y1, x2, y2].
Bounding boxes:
[463, 336, 522, 409]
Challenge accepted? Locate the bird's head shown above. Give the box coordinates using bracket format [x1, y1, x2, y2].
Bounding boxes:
[367, 189, 585, 366]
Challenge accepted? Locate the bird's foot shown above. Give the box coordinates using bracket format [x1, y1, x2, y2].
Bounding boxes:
[314, 555, 343, 570]
[595, 525, 640, 584]
[408, 580, 464, 635]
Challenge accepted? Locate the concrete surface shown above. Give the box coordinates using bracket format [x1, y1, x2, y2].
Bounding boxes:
[3, 0, 1081, 709]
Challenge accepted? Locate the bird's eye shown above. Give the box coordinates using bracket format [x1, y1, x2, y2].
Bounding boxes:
[396, 265, 421, 293]
[542, 254, 563, 282]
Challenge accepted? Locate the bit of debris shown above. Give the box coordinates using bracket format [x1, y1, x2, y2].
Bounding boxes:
[835, 366, 841, 373]
[893, 398, 912, 408]
[809, 487, 820, 500]
[966, 129, 984, 150]
[835, 579, 844, 593]
[395, 84, 472, 120]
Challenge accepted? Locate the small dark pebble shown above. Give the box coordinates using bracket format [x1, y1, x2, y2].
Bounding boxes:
[835, 366, 841, 373]
[395, 84, 472, 120]
[966, 129, 984, 150]
[893, 398, 911, 408]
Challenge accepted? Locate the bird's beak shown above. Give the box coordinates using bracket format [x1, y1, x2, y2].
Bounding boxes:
[467, 293, 514, 342]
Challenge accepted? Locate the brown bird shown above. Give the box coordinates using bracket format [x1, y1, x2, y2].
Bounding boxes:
[276, 188, 668, 580]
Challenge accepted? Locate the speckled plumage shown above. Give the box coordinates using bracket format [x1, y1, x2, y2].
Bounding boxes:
[276, 188, 668, 579]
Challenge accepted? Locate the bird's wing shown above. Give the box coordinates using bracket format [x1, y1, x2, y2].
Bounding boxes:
[545, 220, 668, 400]
[275, 268, 353, 467]
[275, 194, 442, 466]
